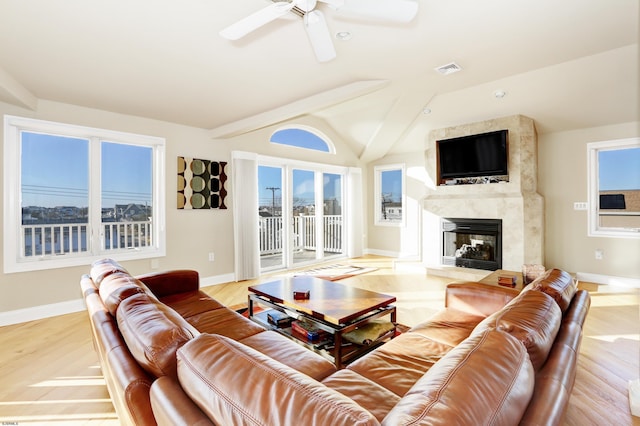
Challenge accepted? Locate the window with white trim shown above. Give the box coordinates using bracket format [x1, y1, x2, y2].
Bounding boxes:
[587, 137, 640, 239]
[3, 115, 166, 273]
[374, 164, 405, 226]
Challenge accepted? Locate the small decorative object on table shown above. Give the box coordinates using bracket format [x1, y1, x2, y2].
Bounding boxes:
[293, 290, 310, 300]
[267, 310, 293, 328]
[522, 264, 545, 285]
[498, 275, 517, 287]
[291, 318, 326, 342]
[343, 320, 396, 346]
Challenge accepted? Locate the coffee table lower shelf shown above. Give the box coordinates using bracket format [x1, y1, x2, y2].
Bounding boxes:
[248, 295, 396, 369]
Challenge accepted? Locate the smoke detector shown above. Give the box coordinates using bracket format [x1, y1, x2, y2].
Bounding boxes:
[435, 62, 462, 75]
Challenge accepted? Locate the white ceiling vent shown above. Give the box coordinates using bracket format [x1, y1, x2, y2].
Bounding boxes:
[435, 62, 462, 75]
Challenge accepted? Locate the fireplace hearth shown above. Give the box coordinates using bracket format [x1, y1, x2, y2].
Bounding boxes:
[441, 218, 502, 271]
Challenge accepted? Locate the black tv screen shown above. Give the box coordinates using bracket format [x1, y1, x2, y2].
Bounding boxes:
[437, 130, 509, 181]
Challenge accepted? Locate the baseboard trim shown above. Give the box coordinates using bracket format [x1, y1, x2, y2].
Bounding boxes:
[365, 248, 421, 260]
[576, 272, 640, 288]
[200, 273, 236, 288]
[0, 299, 86, 327]
[0, 272, 237, 327]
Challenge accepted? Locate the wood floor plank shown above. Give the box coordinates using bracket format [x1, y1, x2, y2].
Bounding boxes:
[0, 256, 638, 425]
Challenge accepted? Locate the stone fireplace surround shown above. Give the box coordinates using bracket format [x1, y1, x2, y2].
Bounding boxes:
[423, 115, 544, 275]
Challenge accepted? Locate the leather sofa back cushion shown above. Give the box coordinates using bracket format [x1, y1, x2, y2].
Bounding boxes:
[99, 272, 149, 316]
[90, 258, 129, 286]
[474, 290, 561, 371]
[524, 268, 576, 312]
[117, 293, 199, 378]
[177, 334, 380, 426]
[382, 330, 534, 426]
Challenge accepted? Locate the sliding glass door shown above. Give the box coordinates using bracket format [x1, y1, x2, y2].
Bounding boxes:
[323, 173, 343, 257]
[292, 169, 316, 265]
[258, 164, 345, 272]
[258, 166, 284, 270]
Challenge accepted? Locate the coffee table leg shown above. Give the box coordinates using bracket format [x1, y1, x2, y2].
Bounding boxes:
[335, 331, 343, 369]
[248, 295, 254, 317]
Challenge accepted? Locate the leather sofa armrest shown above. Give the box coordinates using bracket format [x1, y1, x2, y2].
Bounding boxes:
[151, 376, 214, 426]
[136, 270, 199, 298]
[445, 281, 520, 317]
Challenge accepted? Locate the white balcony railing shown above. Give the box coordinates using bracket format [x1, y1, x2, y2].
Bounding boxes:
[21, 220, 152, 257]
[259, 215, 342, 256]
[21, 216, 339, 259]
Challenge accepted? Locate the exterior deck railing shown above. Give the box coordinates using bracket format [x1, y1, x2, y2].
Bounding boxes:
[21, 220, 152, 257]
[259, 215, 342, 256]
[21, 216, 341, 259]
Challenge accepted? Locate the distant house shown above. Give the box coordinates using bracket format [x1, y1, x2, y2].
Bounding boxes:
[382, 202, 402, 221]
[114, 204, 151, 221]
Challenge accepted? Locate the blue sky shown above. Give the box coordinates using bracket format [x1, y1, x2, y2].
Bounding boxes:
[271, 128, 330, 152]
[21, 132, 152, 208]
[380, 169, 402, 202]
[599, 147, 640, 190]
[258, 166, 341, 207]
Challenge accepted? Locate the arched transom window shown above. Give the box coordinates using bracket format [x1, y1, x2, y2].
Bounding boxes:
[270, 126, 335, 153]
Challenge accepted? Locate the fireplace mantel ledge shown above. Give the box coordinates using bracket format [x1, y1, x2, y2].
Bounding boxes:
[423, 192, 529, 201]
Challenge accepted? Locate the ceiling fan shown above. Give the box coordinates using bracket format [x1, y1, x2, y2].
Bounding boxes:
[219, 0, 419, 63]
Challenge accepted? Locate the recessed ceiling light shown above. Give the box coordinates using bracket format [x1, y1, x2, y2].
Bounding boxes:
[422, 107, 432, 115]
[335, 31, 352, 41]
[494, 90, 507, 99]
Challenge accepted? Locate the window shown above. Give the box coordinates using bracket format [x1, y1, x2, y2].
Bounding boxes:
[374, 164, 405, 226]
[270, 126, 335, 153]
[4, 115, 166, 272]
[587, 138, 640, 239]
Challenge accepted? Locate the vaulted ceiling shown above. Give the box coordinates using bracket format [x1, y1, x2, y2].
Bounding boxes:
[0, 0, 637, 162]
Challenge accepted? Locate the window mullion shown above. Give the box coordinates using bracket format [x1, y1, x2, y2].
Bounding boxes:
[89, 137, 103, 254]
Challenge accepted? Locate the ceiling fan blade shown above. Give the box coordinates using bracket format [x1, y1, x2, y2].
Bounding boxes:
[304, 10, 336, 63]
[220, 2, 295, 40]
[331, 0, 418, 23]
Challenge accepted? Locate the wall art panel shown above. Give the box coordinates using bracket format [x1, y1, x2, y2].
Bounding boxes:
[177, 156, 227, 209]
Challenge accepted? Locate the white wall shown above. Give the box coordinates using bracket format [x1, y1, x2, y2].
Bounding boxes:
[0, 101, 362, 319]
[538, 121, 640, 280]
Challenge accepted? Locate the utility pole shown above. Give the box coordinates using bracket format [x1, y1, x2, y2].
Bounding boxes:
[266, 187, 280, 215]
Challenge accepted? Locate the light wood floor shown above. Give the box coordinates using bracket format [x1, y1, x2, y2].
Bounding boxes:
[1, 256, 638, 425]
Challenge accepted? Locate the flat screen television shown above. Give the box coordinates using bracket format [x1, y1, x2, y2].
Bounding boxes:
[437, 129, 508, 182]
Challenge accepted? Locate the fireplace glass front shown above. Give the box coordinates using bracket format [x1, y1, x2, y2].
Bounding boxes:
[441, 218, 502, 271]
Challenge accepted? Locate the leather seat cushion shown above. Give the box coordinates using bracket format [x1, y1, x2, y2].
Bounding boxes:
[239, 330, 336, 380]
[160, 291, 226, 318]
[322, 368, 401, 422]
[408, 308, 486, 347]
[177, 334, 380, 426]
[117, 292, 199, 378]
[382, 329, 534, 426]
[184, 308, 265, 340]
[347, 332, 453, 397]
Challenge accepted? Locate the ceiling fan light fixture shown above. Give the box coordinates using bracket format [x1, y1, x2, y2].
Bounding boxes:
[222, 0, 419, 62]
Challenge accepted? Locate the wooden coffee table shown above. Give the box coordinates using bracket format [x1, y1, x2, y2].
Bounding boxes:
[248, 276, 397, 368]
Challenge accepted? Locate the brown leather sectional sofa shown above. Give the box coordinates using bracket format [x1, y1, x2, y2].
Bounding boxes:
[81, 259, 590, 425]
